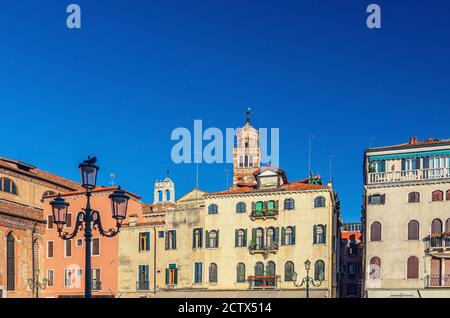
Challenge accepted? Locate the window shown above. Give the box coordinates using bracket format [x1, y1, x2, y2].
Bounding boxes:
[47, 241, 54, 258]
[282, 226, 295, 245]
[402, 158, 420, 171]
[92, 268, 101, 290]
[64, 269, 72, 287]
[408, 192, 420, 203]
[267, 261, 276, 276]
[255, 201, 263, 211]
[408, 220, 420, 240]
[369, 160, 385, 173]
[368, 194, 385, 205]
[0, 178, 18, 195]
[139, 232, 150, 252]
[255, 262, 264, 276]
[432, 190, 444, 202]
[193, 228, 203, 249]
[76, 239, 83, 247]
[314, 260, 325, 281]
[284, 198, 295, 210]
[369, 257, 381, 279]
[165, 264, 178, 285]
[446, 190, 450, 201]
[165, 230, 177, 250]
[370, 222, 382, 241]
[267, 200, 276, 211]
[206, 230, 219, 248]
[208, 204, 218, 214]
[47, 270, 54, 287]
[209, 263, 218, 283]
[7, 232, 15, 291]
[47, 215, 54, 229]
[314, 196, 326, 208]
[138, 265, 150, 290]
[446, 218, 450, 233]
[254, 228, 264, 248]
[92, 238, 100, 256]
[42, 191, 56, 200]
[284, 261, 295, 282]
[66, 213, 72, 228]
[236, 202, 246, 213]
[431, 219, 443, 234]
[313, 225, 326, 244]
[65, 239, 72, 258]
[235, 229, 247, 247]
[236, 263, 246, 283]
[407, 256, 419, 279]
[194, 262, 203, 284]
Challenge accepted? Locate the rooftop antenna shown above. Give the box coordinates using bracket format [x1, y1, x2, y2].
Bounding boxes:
[308, 134, 316, 178]
[109, 173, 116, 186]
[328, 155, 335, 182]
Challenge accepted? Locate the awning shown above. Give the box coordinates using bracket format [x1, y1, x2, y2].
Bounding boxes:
[368, 150, 450, 162]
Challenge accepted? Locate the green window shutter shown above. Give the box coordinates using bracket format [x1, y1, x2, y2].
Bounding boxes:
[323, 225, 327, 244]
[292, 226, 296, 245]
[206, 231, 210, 248]
[235, 230, 238, 247]
[274, 227, 279, 243]
[216, 230, 220, 248]
[313, 225, 317, 244]
[146, 233, 150, 250]
[281, 227, 285, 245]
[199, 228, 203, 248]
[174, 268, 178, 284]
[244, 229, 247, 246]
[165, 268, 169, 284]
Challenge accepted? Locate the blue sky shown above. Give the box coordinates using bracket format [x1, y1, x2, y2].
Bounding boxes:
[1, 0, 449, 222]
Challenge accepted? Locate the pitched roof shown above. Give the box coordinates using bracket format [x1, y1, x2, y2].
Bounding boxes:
[0, 199, 44, 223]
[0, 157, 81, 191]
[207, 181, 329, 196]
[44, 186, 141, 200]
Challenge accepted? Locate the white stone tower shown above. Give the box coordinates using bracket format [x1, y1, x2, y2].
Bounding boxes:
[153, 177, 175, 204]
[233, 108, 261, 185]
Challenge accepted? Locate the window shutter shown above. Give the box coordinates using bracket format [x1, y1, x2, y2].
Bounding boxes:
[281, 227, 285, 246]
[206, 231, 210, 248]
[263, 201, 267, 210]
[368, 195, 372, 205]
[165, 268, 169, 284]
[174, 269, 178, 284]
[313, 225, 317, 244]
[173, 231, 177, 249]
[235, 230, 238, 247]
[193, 230, 196, 248]
[381, 194, 386, 204]
[252, 202, 255, 212]
[165, 232, 169, 250]
[252, 228, 256, 245]
[274, 227, 279, 243]
[199, 228, 203, 248]
[146, 233, 150, 250]
[275, 200, 279, 211]
[244, 229, 247, 246]
[323, 225, 327, 243]
[216, 230, 219, 248]
[292, 226, 296, 245]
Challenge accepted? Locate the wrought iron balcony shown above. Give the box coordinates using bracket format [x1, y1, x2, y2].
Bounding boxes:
[249, 241, 279, 255]
[425, 275, 450, 288]
[250, 209, 278, 220]
[367, 168, 450, 185]
[137, 281, 150, 291]
[92, 279, 102, 291]
[425, 234, 450, 254]
[248, 275, 280, 289]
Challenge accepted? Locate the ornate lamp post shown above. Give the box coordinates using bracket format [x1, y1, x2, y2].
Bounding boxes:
[28, 269, 48, 298]
[50, 157, 130, 298]
[292, 259, 322, 298]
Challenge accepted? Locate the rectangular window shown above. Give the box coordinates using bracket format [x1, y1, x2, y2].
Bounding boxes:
[92, 268, 101, 291]
[47, 270, 54, 287]
[139, 232, 151, 252]
[76, 239, 83, 247]
[165, 230, 177, 250]
[166, 264, 178, 285]
[194, 262, 203, 284]
[66, 213, 72, 228]
[47, 215, 54, 229]
[65, 240, 72, 258]
[92, 238, 100, 256]
[193, 228, 203, 249]
[76, 268, 83, 277]
[64, 269, 72, 287]
[47, 241, 54, 258]
[138, 265, 150, 290]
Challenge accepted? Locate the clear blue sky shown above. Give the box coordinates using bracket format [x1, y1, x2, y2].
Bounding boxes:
[1, 0, 449, 222]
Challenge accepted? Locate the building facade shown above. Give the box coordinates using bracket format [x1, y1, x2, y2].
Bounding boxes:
[363, 137, 450, 298]
[0, 157, 80, 298]
[339, 222, 363, 298]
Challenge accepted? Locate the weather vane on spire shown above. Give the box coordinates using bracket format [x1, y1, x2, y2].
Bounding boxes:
[245, 106, 252, 124]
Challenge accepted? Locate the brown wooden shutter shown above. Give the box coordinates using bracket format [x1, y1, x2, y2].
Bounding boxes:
[407, 256, 419, 279]
[370, 222, 381, 241]
[92, 238, 100, 255]
[408, 220, 419, 240]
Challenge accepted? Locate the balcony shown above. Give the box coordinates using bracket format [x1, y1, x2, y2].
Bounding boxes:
[425, 275, 450, 288]
[250, 209, 278, 220]
[425, 235, 450, 254]
[249, 241, 279, 255]
[92, 279, 102, 291]
[248, 276, 280, 290]
[137, 281, 150, 291]
[367, 168, 450, 185]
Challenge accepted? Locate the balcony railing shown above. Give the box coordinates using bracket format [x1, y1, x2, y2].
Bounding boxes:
[248, 275, 280, 289]
[425, 275, 450, 288]
[249, 241, 279, 255]
[368, 168, 450, 184]
[137, 281, 150, 291]
[425, 234, 450, 253]
[250, 209, 278, 220]
[92, 279, 102, 291]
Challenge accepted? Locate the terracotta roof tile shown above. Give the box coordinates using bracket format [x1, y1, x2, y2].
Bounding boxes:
[207, 181, 329, 196]
[0, 199, 43, 222]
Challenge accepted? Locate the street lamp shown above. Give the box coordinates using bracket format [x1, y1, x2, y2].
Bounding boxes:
[292, 259, 322, 298]
[28, 269, 48, 298]
[50, 157, 130, 298]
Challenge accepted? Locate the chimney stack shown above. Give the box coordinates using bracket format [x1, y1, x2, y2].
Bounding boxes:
[409, 136, 418, 145]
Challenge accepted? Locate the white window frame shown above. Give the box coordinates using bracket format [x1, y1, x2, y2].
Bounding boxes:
[64, 269, 72, 287]
[47, 269, 54, 287]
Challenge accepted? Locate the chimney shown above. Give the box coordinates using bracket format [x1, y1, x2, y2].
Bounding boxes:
[327, 180, 333, 188]
[409, 136, 417, 145]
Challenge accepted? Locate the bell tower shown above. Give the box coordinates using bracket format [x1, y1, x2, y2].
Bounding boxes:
[153, 177, 175, 204]
[232, 108, 261, 185]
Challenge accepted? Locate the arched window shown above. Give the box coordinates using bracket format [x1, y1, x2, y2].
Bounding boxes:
[284, 261, 295, 282]
[431, 219, 443, 234]
[267, 227, 275, 246]
[165, 189, 171, 202]
[255, 201, 263, 212]
[283, 226, 295, 245]
[255, 228, 264, 248]
[267, 261, 276, 276]
[209, 263, 218, 283]
[446, 190, 450, 201]
[255, 262, 264, 276]
[284, 198, 295, 210]
[313, 225, 326, 244]
[314, 260, 325, 281]
[208, 204, 218, 215]
[244, 156, 249, 167]
[239, 156, 244, 168]
[7, 232, 15, 290]
[370, 221, 382, 241]
[236, 263, 246, 283]
[236, 202, 246, 213]
[408, 192, 420, 203]
[236, 229, 246, 247]
[369, 257, 381, 280]
[1, 178, 18, 195]
[407, 256, 419, 279]
[314, 196, 326, 208]
[446, 218, 450, 233]
[208, 230, 219, 248]
[267, 200, 276, 211]
[408, 220, 420, 240]
[158, 190, 163, 202]
[432, 190, 444, 202]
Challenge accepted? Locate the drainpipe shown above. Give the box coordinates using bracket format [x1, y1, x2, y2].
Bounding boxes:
[153, 227, 157, 295]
